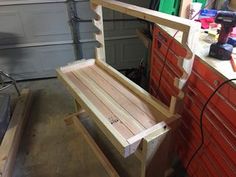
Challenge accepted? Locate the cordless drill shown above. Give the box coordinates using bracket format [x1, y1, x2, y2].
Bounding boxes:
[209, 11, 236, 60]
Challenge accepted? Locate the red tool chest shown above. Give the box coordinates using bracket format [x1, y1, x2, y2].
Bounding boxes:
[149, 26, 187, 106]
[149, 26, 236, 177]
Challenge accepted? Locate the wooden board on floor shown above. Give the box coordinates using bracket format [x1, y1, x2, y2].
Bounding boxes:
[0, 89, 32, 177]
[68, 115, 120, 177]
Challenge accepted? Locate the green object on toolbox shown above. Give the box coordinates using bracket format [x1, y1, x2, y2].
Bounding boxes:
[156, 0, 206, 16]
[157, 0, 181, 16]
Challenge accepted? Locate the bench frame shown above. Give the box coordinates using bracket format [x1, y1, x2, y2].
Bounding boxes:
[57, 1, 200, 176]
[90, 0, 200, 114]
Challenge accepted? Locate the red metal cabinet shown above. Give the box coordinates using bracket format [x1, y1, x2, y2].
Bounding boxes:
[149, 27, 236, 177]
[178, 58, 236, 177]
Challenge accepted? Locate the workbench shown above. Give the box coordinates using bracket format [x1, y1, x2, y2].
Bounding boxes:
[196, 32, 236, 84]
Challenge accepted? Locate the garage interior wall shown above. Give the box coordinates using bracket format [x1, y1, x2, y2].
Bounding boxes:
[0, 0, 147, 80]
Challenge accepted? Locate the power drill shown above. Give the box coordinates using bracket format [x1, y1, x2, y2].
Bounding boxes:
[209, 11, 236, 60]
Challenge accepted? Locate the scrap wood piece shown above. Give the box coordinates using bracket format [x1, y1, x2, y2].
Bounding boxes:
[136, 29, 151, 48]
[91, 3, 106, 61]
[0, 89, 32, 177]
[91, 0, 200, 50]
[64, 109, 87, 126]
[179, 0, 191, 18]
[66, 114, 120, 177]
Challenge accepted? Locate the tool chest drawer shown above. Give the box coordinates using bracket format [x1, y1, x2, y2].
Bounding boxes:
[188, 70, 235, 127]
[192, 57, 236, 105]
[179, 57, 236, 176]
[150, 41, 236, 176]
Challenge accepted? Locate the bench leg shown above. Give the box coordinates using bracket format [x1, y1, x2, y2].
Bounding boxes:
[137, 127, 171, 177]
[64, 110, 120, 177]
[74, 100, 82, 112]
[69, 101, 176, 177]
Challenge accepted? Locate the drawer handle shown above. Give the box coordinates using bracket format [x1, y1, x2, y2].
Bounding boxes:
[214, 80, 220, 87]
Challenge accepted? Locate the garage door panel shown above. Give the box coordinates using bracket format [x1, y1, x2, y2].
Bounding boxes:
[21, 3, 72, 43]
[0, 3, 72, 45]
[0, 44, 75, 80]
[0, 11, 25, 45]
[79, 38, 145, 69]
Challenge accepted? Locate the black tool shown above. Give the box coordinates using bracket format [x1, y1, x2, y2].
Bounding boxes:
[209, 11, 236, 60]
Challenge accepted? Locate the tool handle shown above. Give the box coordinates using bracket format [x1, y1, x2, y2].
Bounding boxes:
[218, 26, 234, 44]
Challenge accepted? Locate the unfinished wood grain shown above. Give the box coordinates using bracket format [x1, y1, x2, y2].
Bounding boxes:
[90, 65, 169, 122]
[57, 58, 181, 159]
[73, 70, 145, 134]
[82, 67, 157, 128]
[74, 99, 82, 112]
[141, 127, 171, 177]
[95, 59, 174, 118]
[179, 0, 191, 18]
[91, 0, 196, 44]
[60, 59, 95, 73]
[91, 3, 106, 61]
[66, 72, 133, 139]
[64, 109, 86, 126]
[57, 69, 131, 157]
[127, 121, 167, 154]
[57, 1, 193, 175]
[71, 115, 120, 177]
[136, 29, 150, 48]
[0, 89, 32, 177]
[90, 0, 200, 113]
[91, 0, 192, 32]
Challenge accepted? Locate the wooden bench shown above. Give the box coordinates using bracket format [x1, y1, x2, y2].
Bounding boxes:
[57, 0, 200, 176]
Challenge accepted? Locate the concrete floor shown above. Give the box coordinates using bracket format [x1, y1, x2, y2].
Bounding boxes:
[1, 78, 188, 177]
[4, 78, 111, 177]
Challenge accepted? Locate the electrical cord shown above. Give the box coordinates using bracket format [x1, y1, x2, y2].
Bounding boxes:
[156, 0, 216, 95]
[150, 0, 234, 174]
[155, 0, 212, 95]
[185, 78, 236, 171]
[156, 31, 178, 96]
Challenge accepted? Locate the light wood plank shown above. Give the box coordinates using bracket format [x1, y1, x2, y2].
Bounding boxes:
[95, 59, 174, 118]
[71, 116, 120, 177]
[141, 127, 171, 177]
[127, 121, 167, 154]
[179, 0, 191, 18]
[66, 73, 133, 139]
[83, 67, 157, 128]
[91, 0, 196, 42]
[90, 65, 169, 122]
[57, 69, 131, 157]
[73, 70, 145, 134]
[60, 59, 95, 73]
[136, 29, 150, 48]
[91, 3, 106, 61]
